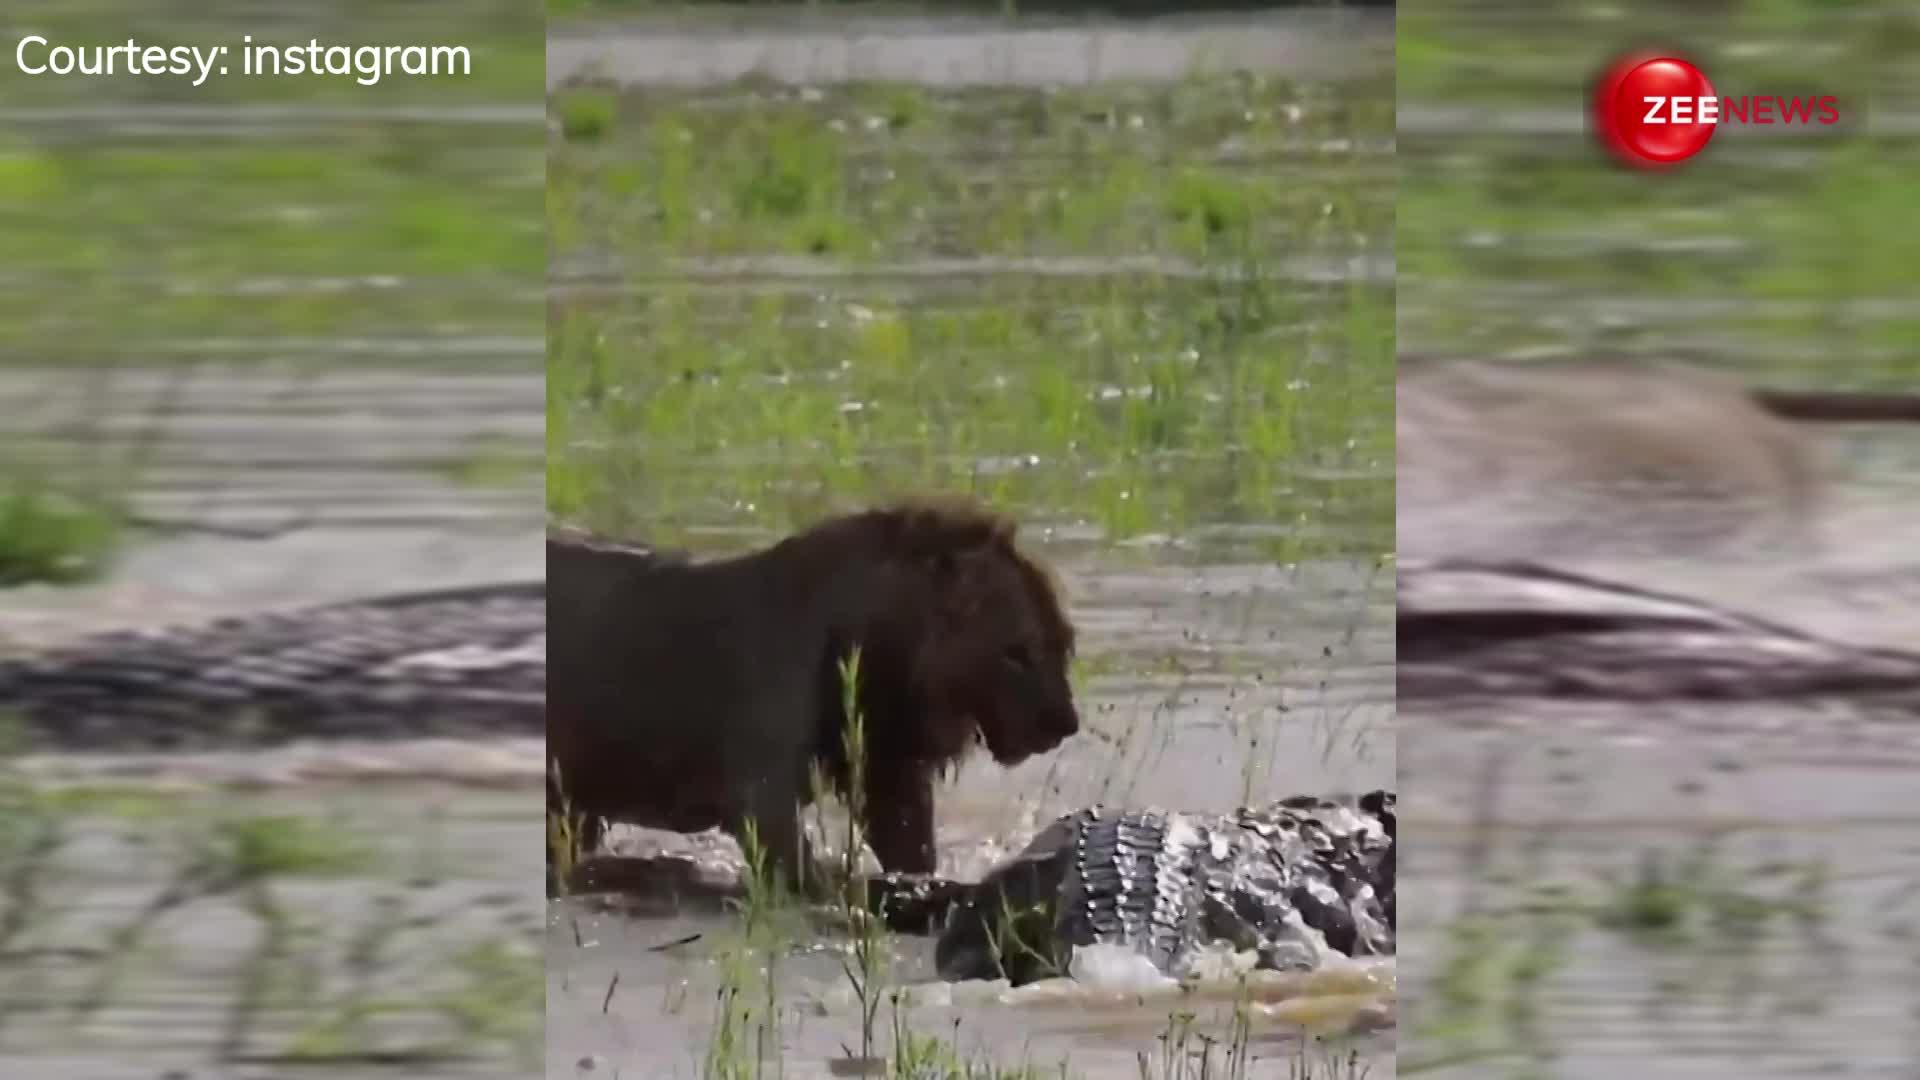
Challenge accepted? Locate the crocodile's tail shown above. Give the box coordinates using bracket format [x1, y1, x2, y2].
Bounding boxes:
[0, 582, 545, 753]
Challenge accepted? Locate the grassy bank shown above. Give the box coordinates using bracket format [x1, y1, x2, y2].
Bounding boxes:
[548, 68, 1394, 556]
[0, 0, 545, 583]
[0, 0, 544, 365]
[1397, 0, 1920, 389]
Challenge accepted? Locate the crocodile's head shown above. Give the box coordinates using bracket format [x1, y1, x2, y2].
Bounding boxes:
[933, 815, 1079, 985]
[935, 887, 1066, 986]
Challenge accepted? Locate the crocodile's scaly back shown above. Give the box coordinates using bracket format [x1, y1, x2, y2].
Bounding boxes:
[0, 582, 545, 752]
[933, 790, 1395, 985]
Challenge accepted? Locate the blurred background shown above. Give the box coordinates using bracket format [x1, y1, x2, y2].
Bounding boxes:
[0, 1, 543, 1075]
[544, 0, 1394, 1076]
[1398, 2, 1920, 1077]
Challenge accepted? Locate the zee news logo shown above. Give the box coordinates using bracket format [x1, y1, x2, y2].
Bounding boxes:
[1591, 51, 1841, 169]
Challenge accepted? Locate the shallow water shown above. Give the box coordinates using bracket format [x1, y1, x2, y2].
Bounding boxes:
[546, 549, 1396, 1079]
[1398, 419, 1920, 1074]
[0, 365, 547, 1075]
[1398, 4, 1920, 1064]
[1401, 717, 1920, 1078]
[0, 779, 543, 1078]
[549, 894, 1395, 1080]
[0, 367, 543, 652]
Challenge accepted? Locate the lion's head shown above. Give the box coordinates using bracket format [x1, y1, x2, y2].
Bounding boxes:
[805, 499, 1080, 774]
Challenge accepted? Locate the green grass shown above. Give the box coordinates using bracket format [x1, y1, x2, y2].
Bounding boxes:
[555, 89, 619, 142]
[0, 130, 544, 363]
[1398, 0, 1920, 390]
[0, 0, 546, 1066]
[0, 0, 542, 108]
[0, 477, 122, 586]
[0, 0, 544, 583]
[0, 0, 544, 365]
[548, 70, 1394, 557]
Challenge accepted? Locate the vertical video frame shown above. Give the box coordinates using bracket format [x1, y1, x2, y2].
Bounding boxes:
[544, 0, 1397, 1076]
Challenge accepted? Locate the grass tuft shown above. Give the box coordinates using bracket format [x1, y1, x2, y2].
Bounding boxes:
[0, 477, 121, 587]
[557, 89, 618, 142]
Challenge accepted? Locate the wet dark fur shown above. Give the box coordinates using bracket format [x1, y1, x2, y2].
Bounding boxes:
[546, 500, 1079, 893]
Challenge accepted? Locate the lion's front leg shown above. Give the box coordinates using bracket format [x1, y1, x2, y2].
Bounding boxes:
[862, 766, 937, 874]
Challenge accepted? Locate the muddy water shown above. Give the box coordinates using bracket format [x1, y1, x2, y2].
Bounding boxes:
[1399, 372, 1920, 1073]
[0, 784, 542, 1080]
[0, 368, 543, 646]
[1399, 418, 1920, 1073]
[0, 365, 546, 1075]
[548, 551, 1396, 1079]
[1396, 349, 1920, 1077]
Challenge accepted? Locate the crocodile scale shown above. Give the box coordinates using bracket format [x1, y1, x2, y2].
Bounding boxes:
[0, 582, 546, 751]
[907, 790, 1395, 985]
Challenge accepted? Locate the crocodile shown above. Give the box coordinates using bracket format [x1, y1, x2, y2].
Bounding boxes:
[0, 582, 545, 752]
[868, 790, 1394, 986]
[1399, 559, 1920, 711]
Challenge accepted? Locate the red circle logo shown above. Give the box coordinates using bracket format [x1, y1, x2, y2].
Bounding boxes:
[1593, 53, 1717, 168]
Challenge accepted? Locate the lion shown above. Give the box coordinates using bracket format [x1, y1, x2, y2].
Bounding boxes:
[545, 498, 1080, 895]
